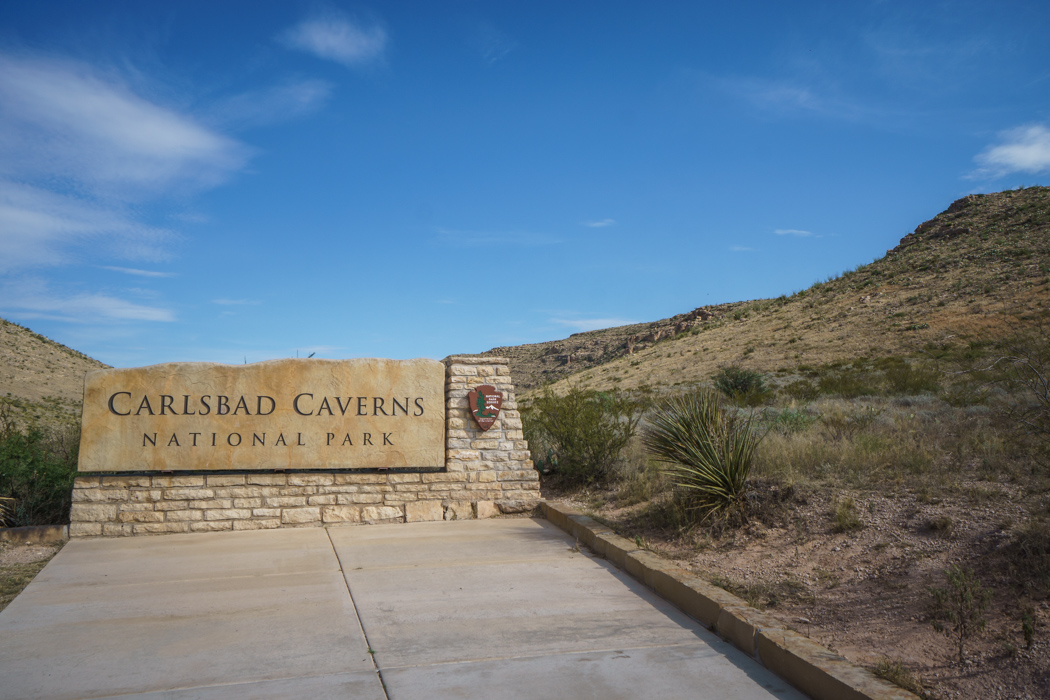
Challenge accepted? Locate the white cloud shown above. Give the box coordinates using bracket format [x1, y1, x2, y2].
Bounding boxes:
[583, 218, 616, 228]
[0, 53, 247, 197]
[281, 12, 387, 67]
[775, 228, 814, 237]
[0, 279, 174, 323]
[474, 22, 517, 64]
[101, 266, 175, 278]
[0, 182, 173, 272]
[210, 80, 332, 128]
[972, 124, 1050, 178]
[551, 318, 633, 332]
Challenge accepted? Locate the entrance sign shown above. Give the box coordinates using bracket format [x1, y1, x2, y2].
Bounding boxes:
[78, 358, 445, 472]
[467, 384, 503, 431]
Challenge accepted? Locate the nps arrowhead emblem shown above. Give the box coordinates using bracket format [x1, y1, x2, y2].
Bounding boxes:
[467, 384, 503, 431]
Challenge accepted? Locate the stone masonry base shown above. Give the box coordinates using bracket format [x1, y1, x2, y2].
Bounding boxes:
[70, 355, 541, 537]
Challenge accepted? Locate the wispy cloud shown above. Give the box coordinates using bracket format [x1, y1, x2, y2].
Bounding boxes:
[437, 227, 559, 246]
[210, 80, 332, 129]
[583, 218, 616, 228]
[0, 182, 173, 272]
[730, 245, 756, 252]
[281, 11, 387, 67]
[0, 53, 247, 197]
[101, 266, 175, 278]
[971, 124, 1050, 179]
[551, 317, 633, 332]
[212, 298, 260, 306]
[473, 21, 517, 64]
[775, 228, 814, 237]
[0, 279, 175, 323]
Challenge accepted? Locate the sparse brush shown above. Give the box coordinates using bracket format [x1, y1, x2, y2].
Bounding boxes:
[713, 366, 767, 404]
[929, 565, 992, 664]
[873, 658, 927, 697]
[832, 497, 863, 533]
[643, 390, 763, 524]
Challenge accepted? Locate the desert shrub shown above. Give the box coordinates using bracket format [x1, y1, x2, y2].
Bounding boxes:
[886, 363, 941, 395]
[832, 496, 863, 532]
[643, 390, 763, 523]
[818, 370, 880, 398]
[873, 659, 927, 697]
[782, 379, 820, 402]
[713, 366, 767, 404]
[521, 386, 642, 485]
[0, 415, 79, 526]
[1007, 513, 1050, 592]
[760, 407, 818, 434]
[929, 565, 992, 663]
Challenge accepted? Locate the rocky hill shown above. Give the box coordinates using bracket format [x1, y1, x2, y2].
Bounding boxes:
[486, 186, 1050, 394]
[0, 318, 107, 429]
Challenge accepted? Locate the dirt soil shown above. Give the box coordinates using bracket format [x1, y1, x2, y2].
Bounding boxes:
[558, 485, 1050, 700]
[0, 541, 62, 613]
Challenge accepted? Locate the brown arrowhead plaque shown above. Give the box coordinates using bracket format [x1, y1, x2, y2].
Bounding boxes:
[467, 384, 503, 431]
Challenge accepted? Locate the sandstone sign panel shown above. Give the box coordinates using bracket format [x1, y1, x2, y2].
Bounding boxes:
[78, 358, 445, 472]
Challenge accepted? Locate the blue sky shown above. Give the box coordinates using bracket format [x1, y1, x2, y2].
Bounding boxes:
[1, 1, 1048, 367]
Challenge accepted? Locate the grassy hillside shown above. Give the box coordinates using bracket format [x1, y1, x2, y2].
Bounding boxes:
[487, 186, 1050, 395]
[0, 318, 107, 429]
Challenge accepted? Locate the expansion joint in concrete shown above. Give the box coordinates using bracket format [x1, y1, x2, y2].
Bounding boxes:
[325, 527, 391, 700]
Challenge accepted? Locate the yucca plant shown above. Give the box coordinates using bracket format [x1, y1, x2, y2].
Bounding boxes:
[643, 390, 762, 522]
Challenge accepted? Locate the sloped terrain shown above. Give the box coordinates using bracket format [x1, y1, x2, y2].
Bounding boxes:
[0, 318, 107, 429]
[489, 187, 1050, 394]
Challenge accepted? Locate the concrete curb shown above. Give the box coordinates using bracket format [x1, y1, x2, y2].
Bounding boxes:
[539, 501, 918, 700]
[0, 524, 70, 546]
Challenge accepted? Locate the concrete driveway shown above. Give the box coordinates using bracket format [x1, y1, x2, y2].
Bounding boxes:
[0, 519, 806, 699]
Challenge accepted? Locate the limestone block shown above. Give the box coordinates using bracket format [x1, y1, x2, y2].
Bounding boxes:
[252, 508, 281, 518]
[206, 475, 246, 486]
[233, 518, 282, 530]
[288, 474, 334, 486]
[247, 474, 288, 485]
[102, 523, 134, 536]
[475, 500, 499, 519]
[134, 522, 191, 534]
[333, 473, 387, 484]
[188, 521, 230, 532]
[279, 485, 315, 496]
[69, 522, 102, 537]
[306, 494, 337, 505]
[128, 490, 163, 503]
[449, 364, 478, 375]
[233, 498, 264, 508]
[281, 507, 321, 524]
[165, 510, 205, 521]
[72, 488, 127, 503]
[447, 438, 471, 449]
[154, 500, 190, 511]
[443, 501, 474, 520]
[202, 508, 250, 521]
[361, 506, 403, 523]
[470, 439, 499, 450]
[496, 499, 537, 514]
[164, 488, 214, 500]
[116, 510, 164, 523]
[70, 503, 119, 522]
[405, 500, 443, 522]
[74, 476, 101, 488]
[265, 496, 308, 507]
[393, 484, 427, 492]
[322, 505, 361, 523]
[188, 499, 234, 509]
[334, 493, 380, 505]
[119, 502, 156, 512]
[475, 471, 496, 483]
[101, 476, 153, 488]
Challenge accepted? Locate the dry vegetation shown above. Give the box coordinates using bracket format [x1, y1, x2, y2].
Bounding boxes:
[516, 187, 1050, 699]
[0, 318, 106, 430]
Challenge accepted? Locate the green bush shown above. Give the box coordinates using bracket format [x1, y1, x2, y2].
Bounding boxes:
[0, 413, 79, 526]
[713, 366, 767, 404]
[929, 565, 992, 663]
[643, 390, 763, 523]
[521, 386, 642, 485]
